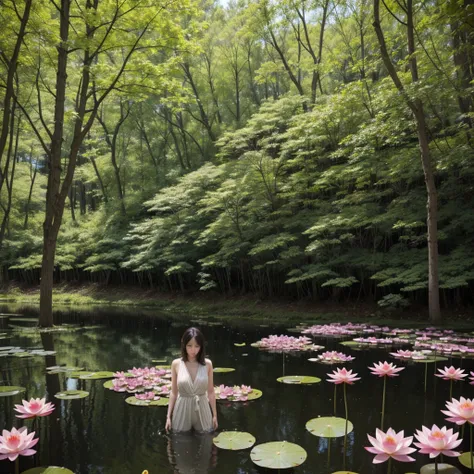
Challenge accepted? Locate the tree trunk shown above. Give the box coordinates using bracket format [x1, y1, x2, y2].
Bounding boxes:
[373, 0, 441, 323]
[39, 0, 71, 327]
[0, 0, 32, 172]
[0, 107, 19, 248]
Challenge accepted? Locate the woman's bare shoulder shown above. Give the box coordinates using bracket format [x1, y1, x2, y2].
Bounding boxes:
[171, 358, 181, 368]
[205, 358, 213, 368]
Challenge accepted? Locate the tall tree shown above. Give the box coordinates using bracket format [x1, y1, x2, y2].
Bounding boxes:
[373, 0, 441, 323]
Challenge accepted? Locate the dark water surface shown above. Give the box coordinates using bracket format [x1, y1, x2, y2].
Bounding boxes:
[1, 305, 473, 474]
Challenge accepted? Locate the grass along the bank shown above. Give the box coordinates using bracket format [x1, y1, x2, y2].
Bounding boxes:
[0, 284, 473, 328]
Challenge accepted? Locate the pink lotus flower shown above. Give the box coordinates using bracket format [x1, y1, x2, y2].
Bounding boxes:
[0, 427, 39, 461]
[14, 398, 55, 419]
[390, 350, 413, 359]
[442, 397, 474, 425]
[365, 428, 416, 464]
[436, 366, 467, 381]
[316, 351, 355, 363]
[369, 361, 405, 377]
[327, 367, 360, 385]
[469, 371, 474, 385]
[135, 392, 159, 400]
[414, 424, 462, 458]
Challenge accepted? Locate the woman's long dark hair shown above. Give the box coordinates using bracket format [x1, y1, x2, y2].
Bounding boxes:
[180, 327, 206, 365]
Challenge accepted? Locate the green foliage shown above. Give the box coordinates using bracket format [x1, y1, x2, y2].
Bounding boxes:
[2, 0, 473, 309]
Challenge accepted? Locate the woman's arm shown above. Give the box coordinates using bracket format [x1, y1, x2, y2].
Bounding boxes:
[165, 359, 179, 431]
[207, 359, 218, 430]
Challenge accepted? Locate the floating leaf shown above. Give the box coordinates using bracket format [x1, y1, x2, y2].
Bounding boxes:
[459, 452, 474, 469]
[234, 343, 246, 347]
[103, 380, 114, 389]
[332, 471, 359, 474]
[339, 341, 360, 347]
[277, 375, 321, 384]
[306, 417, 353, 438]
[213, 367, 235, 373]
[54, 390, 89, 400]
[66, 371, 94, 378]
[247, 389, 263, 401]
[419, 463, 460, 473]
[48, 367, 84, 375]
[152, 358, 167, 363]
[20, 467, 74, 474]
[250, 441, 307, 469]
[0, 386, 26, 397]
[79, 371, 115, 380]
[213, 431, 256, 450]
[413, 356, 449, 363]
[155, 365, 171, 370]
[125, 396, 169, 407]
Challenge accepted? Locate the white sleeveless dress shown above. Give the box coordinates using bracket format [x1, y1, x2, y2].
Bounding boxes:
[171, 359, 213, 432]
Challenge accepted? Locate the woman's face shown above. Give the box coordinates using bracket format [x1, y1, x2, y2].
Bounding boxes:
[186, 337, 201, 360]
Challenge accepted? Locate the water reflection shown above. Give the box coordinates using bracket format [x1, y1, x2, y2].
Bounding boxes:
[167, 432, 217, 473]
[2, 306, 474, 473]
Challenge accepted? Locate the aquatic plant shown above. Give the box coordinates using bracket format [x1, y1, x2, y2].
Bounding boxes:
[14, 398, 55, 419]
[215, 384, 254, 402]
[442, 397, 474, 472]
[327, 368, 360, 385]
[0, 426, 38, 461]
[312, 351, 355, 364]
[436, 366, 467, 399]
[442, 397, 474, 425]
[250, 441, 307, 469]
[365, 428, 416, 469]
[413, 424, 462, 458]
[107, 367, 172, 394]
[327, 367, 359, 435]
[369, 362, 404, 430]
[436, 366, 467, 381]
[213, 431, 256, 450]
[251, 335, 323, 352]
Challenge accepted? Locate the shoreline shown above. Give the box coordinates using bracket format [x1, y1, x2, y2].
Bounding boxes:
[1, 284, 473, 328]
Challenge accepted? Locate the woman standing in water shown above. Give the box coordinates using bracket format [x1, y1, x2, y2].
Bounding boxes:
[165, 327, 218, 432]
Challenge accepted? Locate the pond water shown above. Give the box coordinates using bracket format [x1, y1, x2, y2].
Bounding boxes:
[0, 305, 473, 474]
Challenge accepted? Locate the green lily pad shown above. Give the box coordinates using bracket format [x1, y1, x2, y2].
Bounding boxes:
[0, 386, 26, 397]
[66, 371, 94, 378]
[20, 467, 74, 474]
[125, 396, 169, 406]
[277, 375, 321, 384]
[250, 441, 307, 469]
[234, 343, 246, 347]
[103, 380, 114, 389]
[13, 352, 32, 358]
[152, 358, 168, 363]
[339, 341, 360, 347]
[247, 389, 263, 401]
[48, 367, 85, 375]
[79, 371, 115, 380]
[459, 452, 474, 468]
[54, 390, 89, 400]
[332, 471, 359, 474]
[306, 416, 353, 438]
[155, 365, 171, 370]
[413, 356, 449, 363]
[213, 367, 235, 373]
[213, 431, 256, 450]
[250, 343, 260, 348]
